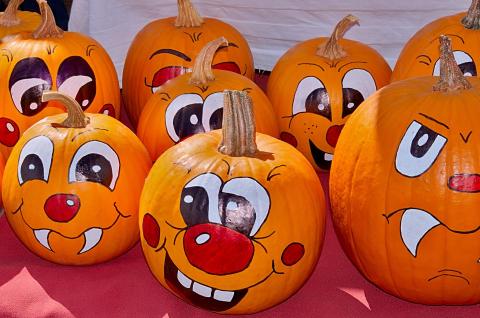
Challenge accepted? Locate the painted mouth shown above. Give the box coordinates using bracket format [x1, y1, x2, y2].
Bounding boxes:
[428, 269, 470, 285]
[309, 139, 333, 170]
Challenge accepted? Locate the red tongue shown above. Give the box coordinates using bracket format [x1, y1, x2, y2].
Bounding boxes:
[448, 174, 480, 193]
[326, 125, 344, 148]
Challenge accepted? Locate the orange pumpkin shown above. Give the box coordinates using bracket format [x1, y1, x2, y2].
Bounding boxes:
[0, 0, 41, 38]
[122, 0, 254, 127]
[392, 0, 480, 81]
[140, 90, 325, 314]
[137, 37, 278, 160]
[330, 36, 480, 304]
[2, 91, 151, 265]
[267, 15, 391, 171]
[0, 0, 120, 159]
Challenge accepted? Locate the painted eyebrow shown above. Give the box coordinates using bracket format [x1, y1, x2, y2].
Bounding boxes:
[297, 62, 325, 71]
[416, 54, 432, 65]
[338, 61, 367, 72]
[149, 49, 192, 61]
[217, 42, 239, 51]
[419, 113, 449, 130]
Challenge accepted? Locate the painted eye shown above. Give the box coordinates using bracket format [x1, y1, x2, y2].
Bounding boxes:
[433, 51, 476, 77]
[341, 69, 376, 118]
[202, 92, 224, 131]
[396, 121, 447, 177]
[18, 136, 54, 184]
[57, 57, 96, 110]
[212, 62, 241, 74]
[69, 141, 120, 190]
[150, 66, 189, 94]
[165, 94, 205, 142]
[292, 77, 331, 120]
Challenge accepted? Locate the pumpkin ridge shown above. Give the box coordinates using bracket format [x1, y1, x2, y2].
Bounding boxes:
[42, 91, 89, 128]
[32, 0, 63, 39]
[175, 0, 204, 28]
[317, 14, 359, 61]
[462, 0, 480, 30]
[189, 37, 228, 86]
[0, 0, 23, 27]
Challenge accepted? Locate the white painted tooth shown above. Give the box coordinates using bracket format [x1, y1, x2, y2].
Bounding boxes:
[79, 228, 103, 254]
[192, 282, 212, 298]
[177, 270, 192, 289]
[324, 153, 334, 162]
[213, 290, 234, 302]
[400, 209, 440, 257]
[34, 229, 52, 251]
[152, 86, 161, 94]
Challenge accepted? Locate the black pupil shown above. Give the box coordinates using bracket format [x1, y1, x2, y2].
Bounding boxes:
[21, 84, 51, 116]
[20, 154, 44, 182]
[173, 103, 205, 141]
[180, 186, 209, 226]
[219, 193, 255, 236]
[76, 80, 96, 110]
[342, 88, 364, 118]
[305, 88, 331, 119]
[209, 108, 223, 130]
[75, 153, 112, 187]
[459, 61, 477, 76]
[410, 125, 438, 158]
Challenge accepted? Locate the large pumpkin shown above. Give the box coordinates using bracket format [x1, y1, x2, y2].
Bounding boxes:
[2, 91, 151, 265]
[330, 36, 480, 304]
[137, 37, 278, 160]
[267, 15, 391, 171]
[392, 0, 480, 81]
[140, 90, 325, 314]
[122, 0, 254, 127]
[0, 0, 41, 38]
[0, 0, 120, 159]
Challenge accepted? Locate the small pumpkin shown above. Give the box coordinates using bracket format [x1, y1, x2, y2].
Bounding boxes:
[0, 0, 120, 159]
[331, 36, 480, 304]
[122, 0, 254, 127]
[2, 91, 151, 265]
[140, 90, 325, 314]
[267, 15, 391, 171]
[137, 37, 278, 160]
[392, 0, 480, 81]
[0, 0, 41, 38]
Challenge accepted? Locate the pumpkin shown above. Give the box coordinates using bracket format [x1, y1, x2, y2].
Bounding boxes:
[2, 91, 151, 265]
[139, 90, 325, 314]
[122, 0, 254, 127]
[330, 36, 480, 304]
[392, 0, 480, 81]
[267, 15, 391, 172]
[137, 37, 279, 161]
[0, 0, 41, 38]
[0, 0, 120, 159]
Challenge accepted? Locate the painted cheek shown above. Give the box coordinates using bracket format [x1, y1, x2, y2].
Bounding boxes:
[99, 104, 116, 117]
[143, 213, 161, 248]
[281, 242, 305, 266]
[0, 118, 20, 147]
[280, 131, 298, 148]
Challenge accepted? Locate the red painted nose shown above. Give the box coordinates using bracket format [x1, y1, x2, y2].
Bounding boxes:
[448, 174, 480, 193]
[183, 224, 254, 275]
[326, 125, 344, 148]
[44, 194, 80, 222]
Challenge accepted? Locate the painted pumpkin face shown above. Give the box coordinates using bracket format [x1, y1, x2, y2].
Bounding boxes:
[267, 15, 391, 171]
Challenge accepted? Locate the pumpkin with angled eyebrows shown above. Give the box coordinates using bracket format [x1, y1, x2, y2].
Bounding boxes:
[0, 0, 41, 38]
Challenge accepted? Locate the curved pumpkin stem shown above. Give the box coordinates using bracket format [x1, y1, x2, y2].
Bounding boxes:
[175, 0, 204, 28]
[189, 37, 228, 86]
[218, 90, 257, 157]
[32, 0, 63, 39]
[317, 15, 359, 61]
[42, 91, 89, 128]
[462, 0, 480, 29]
[433, 35, 472, 92]
[0, 0, 24, 27]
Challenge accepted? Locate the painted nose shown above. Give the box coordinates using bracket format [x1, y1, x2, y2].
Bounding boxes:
[448, 174, 480, 193]
[44, 194, 81, 222]
[326, 125, 344, 148]
[183, 223, 254, 275]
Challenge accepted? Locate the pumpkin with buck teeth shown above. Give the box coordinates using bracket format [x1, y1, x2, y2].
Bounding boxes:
[267, 15, 391, 171]
[330, 36, 480, 304]
[140, 90, 325, 314]
[137, 37, 279, 161]
[2, 91, 151, 265]
[0, 0, 120, 159]
[0, 0, 41, 38]
[122, 0, 254, 127]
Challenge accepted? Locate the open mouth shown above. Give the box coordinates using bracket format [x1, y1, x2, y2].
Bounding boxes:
[309, 139, 333, 170]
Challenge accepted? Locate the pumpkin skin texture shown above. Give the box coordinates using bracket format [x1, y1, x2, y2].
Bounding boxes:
[140, 91, 325, 314]
[330, 37, 480, 304]
[122, 0, 254, 127]
[2, 92, 151, 265]
[267, 15, 391, 172]
[0, 0, 41, 38]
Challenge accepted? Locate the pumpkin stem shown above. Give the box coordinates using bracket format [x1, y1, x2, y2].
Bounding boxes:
[433, 35, 472, 92]
[0, 0, 24, 27]
[42, 91, 89, 128]
[317, 14, 359, 60]
[462, 0, 480, 29]
[32, 0, 63, 39]
[189, 37, 228, 86]
[175, 0, 204, 28]
[218, 90, 257, 157]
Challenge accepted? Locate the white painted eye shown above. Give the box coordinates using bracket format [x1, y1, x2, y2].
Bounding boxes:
[183, 173, 223, 224]
[11, 78, 50, 114]
[396, 121, 447, 177]
[18, 136, 54, 184]
[433, 51, 475, 76]
[342, 69, 376, 100]
[165, 93, 204, 142]
[57, 75, 93, 106]
[202, 92, 224, 132]
[292, 77, 329, 117]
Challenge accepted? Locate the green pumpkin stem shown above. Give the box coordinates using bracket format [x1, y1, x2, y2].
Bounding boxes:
[433, 35, 472, 92]
[189, 37, 228, 86]
[0, 0, 24, 27]
[462, 0, 480, 29]
[32, 0, 63, 39]
[218, 90, 257, 157]
[42, 91, 89, 128]
[317, 14, 359, 60]
[175, 0, 204, 28]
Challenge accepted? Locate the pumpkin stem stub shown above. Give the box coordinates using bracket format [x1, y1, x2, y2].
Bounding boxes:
[0, 0, 24, 27]
[219, 90, 257, 157]
[175, 0, 204, 28]
[317, 14, 359, 61]
[32, 0, 63, 39]
[42, 91, 89, 128]
[433, 35, 472, 92]
[462, 0, 480, 30]
[189, 37, 228, 86]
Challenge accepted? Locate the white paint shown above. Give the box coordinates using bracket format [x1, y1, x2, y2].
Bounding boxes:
[28, 164, 35, 170]
[6, 123, 14, 132]
[433, 51, 473, 76]
[30, 103, 38, 110]
[66, 199, 75, 207]
[202, 92, 224, 132]
[33, 229, 52, 251]
[92, 165, 101, 173]
[177, 270, 192, 289]
[347, 102, 355, 109]
[18, 136, 54, 184]
[183, 195, 193, 204]
[195, 233, 210, 245]
[192, 282, 212, 298]
[293, 77, 325, 116]
[417, 134, 428, 147]
[165, 94, 203, 142]
[82, 100, 90, 107]
[342, 69, 377, 101]
[10, 78, 49, 114]
[189, 114, 199, 125]
[184, 174, 222, 225]
[57, 75, 93, 102]
[400, 209, 440, 257]
[79, 228, 103, 254]
[324, 153, 334, 162]
[213, 290, 235, 302]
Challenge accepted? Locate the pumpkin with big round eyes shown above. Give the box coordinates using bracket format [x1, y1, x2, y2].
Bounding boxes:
[2, 91, 151, 265]
[0, 0, 41, 38]
[122, 0, 254, 128]
[0, 0, 120, 159]
[137, 37, 278, 161]
[267, 15, 391, 172]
